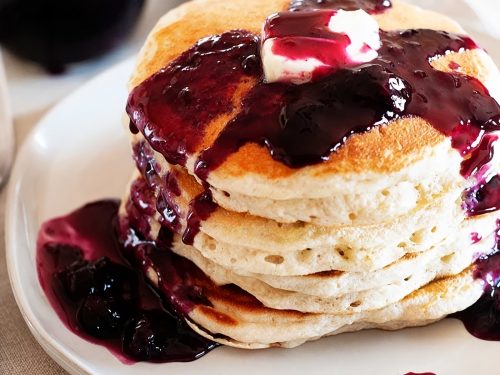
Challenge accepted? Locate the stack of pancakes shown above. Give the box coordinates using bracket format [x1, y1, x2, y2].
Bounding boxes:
[120, 0, 500, 348]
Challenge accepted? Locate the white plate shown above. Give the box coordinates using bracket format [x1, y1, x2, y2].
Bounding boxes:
[6, 3, 500, 374]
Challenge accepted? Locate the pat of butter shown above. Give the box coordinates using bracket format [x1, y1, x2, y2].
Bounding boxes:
[261, 40, 325, 85]
[262, 9, 381, 84]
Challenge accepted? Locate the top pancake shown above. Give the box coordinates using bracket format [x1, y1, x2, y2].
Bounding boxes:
[128, 0, 500, 199]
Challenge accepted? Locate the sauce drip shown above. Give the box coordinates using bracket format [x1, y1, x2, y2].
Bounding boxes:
[463, 175, 500, 216]
[127, 31, 260, 167]
[133, 140, 217, 245]
[452, 225, 500, 341]
[37, 201, 217, 363]
[182, 190, 217, 245]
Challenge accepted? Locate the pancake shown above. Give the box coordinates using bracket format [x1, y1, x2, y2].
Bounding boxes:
[128, 44, 500, 226]
[121, 0, 500, 350]
[172, 232, 494, 314]
[127, 0, 500, 210]
[188, 269, 482, 348]
[124, 168, 496, 275]
[120, 175, 496, 316]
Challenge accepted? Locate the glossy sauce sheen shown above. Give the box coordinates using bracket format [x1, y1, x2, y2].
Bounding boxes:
[452, 227, 500, 341]
[36, 201, 217, 363]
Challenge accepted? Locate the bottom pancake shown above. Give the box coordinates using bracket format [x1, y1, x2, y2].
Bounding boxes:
[118, 211, 485, 348]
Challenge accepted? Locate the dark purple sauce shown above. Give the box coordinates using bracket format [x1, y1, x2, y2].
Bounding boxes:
[132, 141, 161, 189]
[126, 178, 156, 238]
[288, 0, 392, 13]
[193, 30, 497, 179]
[182, 190, 217, 245]
[470, 232, 482, 244]
[127, 30, 260, 167]
[463, 174, 500, 216]
[120, 225, 215, 317]
[36, 200, 217, 363]
[133, 139, 217, 245]
[156, 173, 183, 233]
[126, 0, 396, 174]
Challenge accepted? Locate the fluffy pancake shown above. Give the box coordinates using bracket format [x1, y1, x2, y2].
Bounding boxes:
[127, 0, 500, 207]
[128, 48, 500, 225]
[124, 168, 496, 275]
[172, 232, 494, 314]
[121, 0, 500, 350]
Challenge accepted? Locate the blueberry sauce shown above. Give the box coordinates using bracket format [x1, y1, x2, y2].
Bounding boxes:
[36, 200, 217, 363]
[448, 61, 461, 70]
[133, 139, 217, 245]
[126, 178, 156, 237]
[127, 30, 260, 167]
[463, 174, 500, 216]
[288, 0, 392, 13]
[156, 173, 183, 233]
[193, 30, 494, 178]
[470, 232, 482, 244]
[132, 141, 161, 188]
[132, 141, 184, 234]
[182, 190, 217, 246]
[457, 131, 497, 179]
[120, 225, 217, 317]
[125, 0, 394, 175]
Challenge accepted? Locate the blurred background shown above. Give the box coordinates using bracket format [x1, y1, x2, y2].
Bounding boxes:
[0, 0, 184, 119]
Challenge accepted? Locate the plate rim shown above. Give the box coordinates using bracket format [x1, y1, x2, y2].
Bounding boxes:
[5, 56, 136, 375]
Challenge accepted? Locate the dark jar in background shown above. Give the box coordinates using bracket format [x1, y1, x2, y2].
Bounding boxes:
[0, 0, 145, 73]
